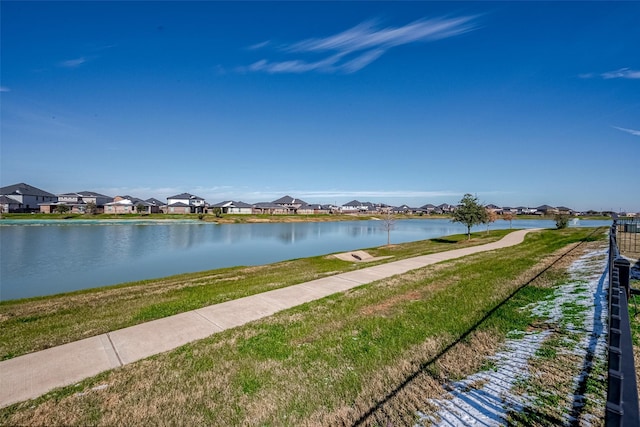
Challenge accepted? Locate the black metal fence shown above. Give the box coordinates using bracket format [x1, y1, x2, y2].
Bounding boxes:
[606, 220, 639, 426]
[616, 217, 640, 255]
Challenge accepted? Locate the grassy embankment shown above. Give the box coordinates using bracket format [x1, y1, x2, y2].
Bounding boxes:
[0, 227, 607, 425]
[0, 229, 510, 360]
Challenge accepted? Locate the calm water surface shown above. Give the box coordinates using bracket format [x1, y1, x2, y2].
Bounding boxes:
[0, 218, 610, 301]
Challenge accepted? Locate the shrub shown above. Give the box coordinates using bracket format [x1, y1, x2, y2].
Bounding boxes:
[554, 214, 570, 229]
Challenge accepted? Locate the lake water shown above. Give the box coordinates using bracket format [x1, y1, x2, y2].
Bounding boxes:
[0, 218, 610, 301]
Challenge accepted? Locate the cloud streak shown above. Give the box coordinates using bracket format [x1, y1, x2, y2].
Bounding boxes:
[580, 67, 640, 80]
[242, 16, 479, 74]
[58, 57, 88, 68]
[613, 126, 640, 136]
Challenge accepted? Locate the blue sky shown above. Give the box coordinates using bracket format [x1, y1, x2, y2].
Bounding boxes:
[1, 1, 639, 212]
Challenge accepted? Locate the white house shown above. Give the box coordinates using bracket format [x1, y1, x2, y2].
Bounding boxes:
[210, 200, 253, 214]
[340, 200, 370, 213]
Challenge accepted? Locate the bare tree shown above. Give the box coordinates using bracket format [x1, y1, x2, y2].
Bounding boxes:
[503, 212, 514, 229]
[381, 210, 396, 246]
[485, 210, 498, 233]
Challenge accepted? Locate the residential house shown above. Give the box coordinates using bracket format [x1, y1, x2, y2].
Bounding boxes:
[0, 182, 57, 213]
[166, 202, 191, 214]
[536, 205, 559, 216]
[209, 200, 254, 214]
[502, 207, 519, 215]
[556, 206, 575, 216]
[252, 202, 289, 214]
[41, 191, 113, 214]
[104, 196, 153, 214]
[340, 200, 370, 213]
[516, 206, 538, 215]
[373, 203, 392, 213]
[485, 204, 503, 214]
[437, 203, 456, 214]
[0, 195, 23, 214]
[145, 198, 165, 214]
[272, 196, 307, 213]
[362, 202, 376, 212]
[420, 203, 438, 214]
[393, 204, 419, 214]
[166, 193, 206, 214]
[297, 204, 331, 215]
[104, 196, 136, 214]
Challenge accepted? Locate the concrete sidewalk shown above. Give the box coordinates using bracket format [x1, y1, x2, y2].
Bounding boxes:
[0, 228, 540, 408]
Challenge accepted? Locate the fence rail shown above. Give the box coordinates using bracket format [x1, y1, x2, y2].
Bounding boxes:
[606, 220, 639, 426]
[617, 217, 640, 255]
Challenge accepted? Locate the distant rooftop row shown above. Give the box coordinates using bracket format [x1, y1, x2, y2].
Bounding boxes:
[0, 182, 635, 217]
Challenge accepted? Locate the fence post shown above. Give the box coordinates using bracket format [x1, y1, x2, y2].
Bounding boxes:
[614, 257, 631, 299]
[606, 222, 640, 427]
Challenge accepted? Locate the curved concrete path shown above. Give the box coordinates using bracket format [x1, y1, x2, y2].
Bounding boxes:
[0, 228, 541, 408]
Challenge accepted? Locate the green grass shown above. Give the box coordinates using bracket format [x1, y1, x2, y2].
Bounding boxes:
[0, 227, 608, 426]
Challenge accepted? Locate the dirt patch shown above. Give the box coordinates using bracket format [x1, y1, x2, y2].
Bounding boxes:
[360, 291, 422, 316]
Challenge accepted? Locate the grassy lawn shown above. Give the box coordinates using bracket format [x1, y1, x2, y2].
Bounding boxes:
[0, 229, 512, 360]
[0, 228, 607, 425]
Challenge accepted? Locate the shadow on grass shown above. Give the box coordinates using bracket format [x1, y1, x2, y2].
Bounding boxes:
[429, 238, 458, 244]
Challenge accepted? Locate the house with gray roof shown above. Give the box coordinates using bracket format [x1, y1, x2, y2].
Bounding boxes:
[340, 200, 370, 213]
[0, 195, 23, 214]
[420, 203, 438, 214]
[166, 193, 206, 214]
[253, 202, 289, 214]
[556, 206, 575, 215]
[104, 196, 154, 214]
[40, 191, 114, 214]
[437, 203, 456, 213]
[536, 205, 558, 215]
[297, 204, 331, 214]
[0, 182, 57, 212]
[272, 196, 306, 212]
[210, 200, 253, 215]
[145, 198, 165, 213]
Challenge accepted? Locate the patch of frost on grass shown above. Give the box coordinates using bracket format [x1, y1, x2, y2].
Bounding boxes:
[416, 331, 549, 426]
[417, 248, 609, 426]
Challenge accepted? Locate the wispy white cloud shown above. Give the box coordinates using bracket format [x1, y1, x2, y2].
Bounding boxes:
[580, 67, 640, 80]
[601, 68, 640, 79]
[248, 41, 270, 50]
[58, 57, 88, 68]
[613, 126, 640, 136]
[0, 86, 10, 92]
[241, 16, 479, 74]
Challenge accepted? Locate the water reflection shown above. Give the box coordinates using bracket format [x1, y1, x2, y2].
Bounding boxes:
[0, 219, 610, 301]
